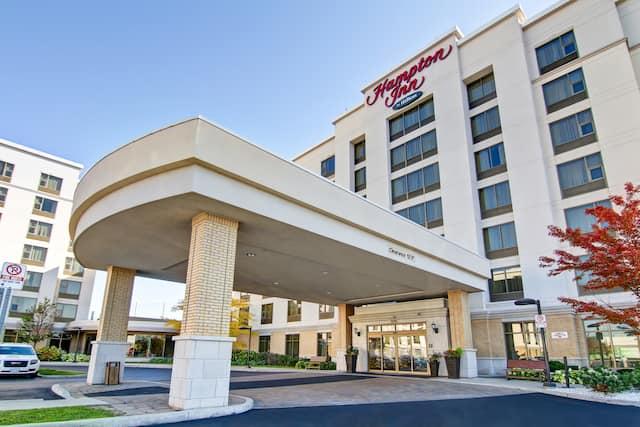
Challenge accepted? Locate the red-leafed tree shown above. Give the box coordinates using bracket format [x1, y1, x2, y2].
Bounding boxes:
[539, 182, 640, 336]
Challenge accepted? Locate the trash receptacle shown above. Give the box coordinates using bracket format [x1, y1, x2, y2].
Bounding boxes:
[105, 361, 120, 385]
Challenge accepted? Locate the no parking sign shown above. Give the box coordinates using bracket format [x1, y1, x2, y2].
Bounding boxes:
[0, 262, 27, 289]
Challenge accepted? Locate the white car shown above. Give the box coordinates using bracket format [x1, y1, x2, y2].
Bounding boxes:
[0, 343, 40, 377]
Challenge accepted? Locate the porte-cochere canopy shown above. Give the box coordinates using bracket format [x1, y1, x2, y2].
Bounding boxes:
[70, 117, 489, 305]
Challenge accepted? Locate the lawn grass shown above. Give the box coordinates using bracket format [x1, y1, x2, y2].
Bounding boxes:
[38, 368, 85, 376]
[0, 406, 114, 425]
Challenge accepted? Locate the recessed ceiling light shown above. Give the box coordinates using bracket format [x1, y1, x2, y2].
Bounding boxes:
[246, 252, 256, 257]
[327, 291, 332, 295]
[322, 271, 329, 275]
[273, 281, 279, 285]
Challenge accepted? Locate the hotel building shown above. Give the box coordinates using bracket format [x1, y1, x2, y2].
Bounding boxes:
[0, 138, 96, 350]
[67, 1, 640, 407]
[245, 0, 640, 375]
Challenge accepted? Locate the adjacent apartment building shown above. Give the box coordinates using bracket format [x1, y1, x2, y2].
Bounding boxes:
[244, 0, 640, 375]
[0, 138, 95, 350]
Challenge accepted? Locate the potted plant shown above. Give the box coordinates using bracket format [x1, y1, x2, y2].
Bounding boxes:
[429, 353, 442, 377]
[444, 347, 463, 379]
[345, 346, 359, 373]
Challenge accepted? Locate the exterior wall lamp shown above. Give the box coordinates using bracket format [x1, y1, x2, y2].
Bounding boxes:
[431, 323, 439, 334]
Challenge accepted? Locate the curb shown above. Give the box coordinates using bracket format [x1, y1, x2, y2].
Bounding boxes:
[51, 384, 72, 399]
[427, 377, 640, 407]
[10, 389, 253, 427]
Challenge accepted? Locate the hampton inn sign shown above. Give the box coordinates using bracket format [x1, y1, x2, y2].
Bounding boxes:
[365, 44, 453, 109]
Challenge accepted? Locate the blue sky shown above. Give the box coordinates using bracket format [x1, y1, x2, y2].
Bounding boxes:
[1, 0, 558, 319]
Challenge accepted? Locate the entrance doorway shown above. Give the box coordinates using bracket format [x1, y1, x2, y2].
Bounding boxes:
[367, 323, 429, 374]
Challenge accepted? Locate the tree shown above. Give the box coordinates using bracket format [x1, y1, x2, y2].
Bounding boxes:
[539, 182, 640, 336]
[166, 297, 252, 345]
[20, 297, 56, 348]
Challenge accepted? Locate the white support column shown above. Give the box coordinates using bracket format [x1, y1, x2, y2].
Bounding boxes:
[168, 213, 239, 410]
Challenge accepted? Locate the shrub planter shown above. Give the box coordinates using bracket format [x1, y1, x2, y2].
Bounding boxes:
[345, 354, 358, 373]
[429, 360, 440, 377]
[445, 357, 460, 379]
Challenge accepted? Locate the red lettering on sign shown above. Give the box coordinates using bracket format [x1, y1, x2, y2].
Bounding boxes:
[366, 44, 453, 107]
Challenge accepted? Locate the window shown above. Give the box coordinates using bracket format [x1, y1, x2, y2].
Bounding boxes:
[27, 220, 53, 240]
[504, 322, 543, 360]
[470, 106, 501, 143]
[55, 303, 77, 321]
[354, 167, 366, 192]
[321, 156, 335, 178]
[285, 334, 299, 358]
[261, 303, 273, 324]
[259, 336, 271, 353]
[391, 163, 440, 203]
[583, 321, 640, 367]
[549, 109, 596, 154]
[0, 186, 7, 206]
[489, 266, 523, 302]
[0, 161, 14, 182]
[536, 30, 578, 75]
[317, 332, 332, 357]
[22, 271, 43, 292]
[39, 173, 63, 194]
[33, 196, 58, 217]
[575, 255, 622, 296]
[483, 222, 518, 258]
[287, 300, 302, 322]
[390, 130, 437, 172]
[64, 257, 84, 276]
[542, 68, 587, 113]
[467, 73, 497, 109]
[479, 181, 512, 218]
[58, 279, 81, 299]
[354, 140, 366, 164]
[319, 304, 334, 320]
[475, 143, 507, 179]
[565, 200, 611, 232]
[9, 296, 37, 316]
[398, 198, 443, 229]
[557, 153, 606, 198]
[22, 244, 48, 265]
[389, 98, 435, 141]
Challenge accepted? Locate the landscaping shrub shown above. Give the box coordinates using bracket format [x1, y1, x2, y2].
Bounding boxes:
[231, 350, 299, 367]
[551, 369, 584, 384]
[319, 361, 336, 370]
[37, 346, 63, 361]
[60, 353, 90, 363]
[580, 367, 632, 393]
[548, 360, 579, 372]
[295, 360, 307, 369]
[147, 357, 173, 364]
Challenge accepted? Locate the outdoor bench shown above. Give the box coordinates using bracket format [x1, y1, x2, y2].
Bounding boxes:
[505, 359, 546, 381]
[306, 356, 327, 369]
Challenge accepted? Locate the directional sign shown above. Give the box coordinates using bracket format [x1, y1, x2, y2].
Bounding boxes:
[534, 314, 547, 329]
[0, 262, 27, 289]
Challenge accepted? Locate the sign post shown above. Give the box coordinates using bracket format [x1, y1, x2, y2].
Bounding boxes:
[0, 262, 27, 341]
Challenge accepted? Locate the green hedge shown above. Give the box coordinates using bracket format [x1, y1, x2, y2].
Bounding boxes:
[230, 350, 335, 369]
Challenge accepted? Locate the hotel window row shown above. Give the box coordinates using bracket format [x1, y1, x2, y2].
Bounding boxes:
[0, 160, 64, 194]
[261, 301, 335, 325]
[389, 98, 435, 141]
[396, 198, 443, 229]
[390, 130, 437, 172]
[391, 163, 440, 204]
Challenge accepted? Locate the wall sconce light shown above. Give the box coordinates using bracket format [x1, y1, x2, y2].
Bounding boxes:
[354, 328, 361, 337]
[431, 323, 439, 334]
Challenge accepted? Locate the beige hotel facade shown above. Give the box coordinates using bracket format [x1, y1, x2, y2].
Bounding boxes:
[246, 0, 640, 376]
[70, 0, 640, 409]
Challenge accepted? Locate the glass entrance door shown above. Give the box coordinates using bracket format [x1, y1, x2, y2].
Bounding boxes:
[366, 323, 429, 375]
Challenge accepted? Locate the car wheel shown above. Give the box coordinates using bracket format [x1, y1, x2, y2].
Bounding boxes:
[29, 372, 38, 378]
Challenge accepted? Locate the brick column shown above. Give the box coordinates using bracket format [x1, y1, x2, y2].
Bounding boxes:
[87, 266, 135, 385]
[169, 212, 239, 410]
[335, 304, 354, 372]
[447, 290, 477, 378]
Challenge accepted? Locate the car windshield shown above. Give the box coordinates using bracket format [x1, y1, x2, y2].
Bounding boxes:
[0, 346, 36, 355]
